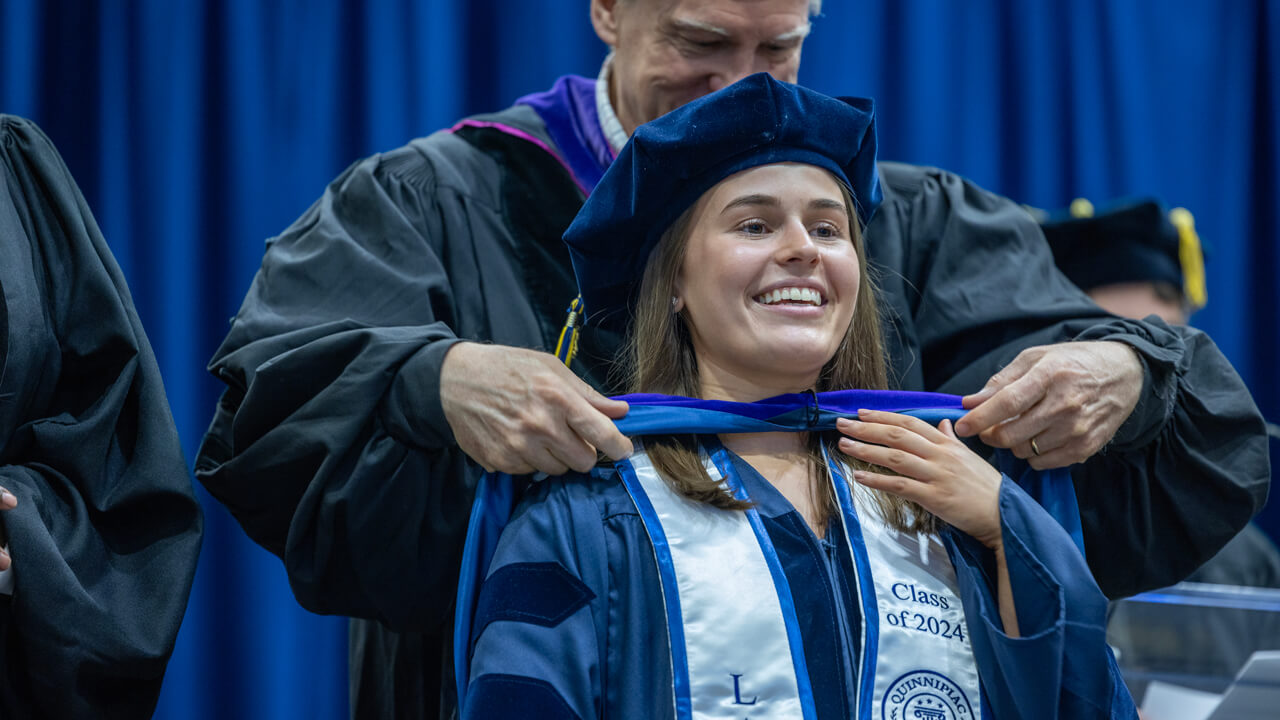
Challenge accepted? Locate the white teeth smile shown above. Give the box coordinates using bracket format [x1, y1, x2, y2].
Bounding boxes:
[754, 287, 824, 306]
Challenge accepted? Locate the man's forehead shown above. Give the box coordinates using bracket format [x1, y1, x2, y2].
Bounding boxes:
[669, 16, 811, 41]
[662, 1, 812, 41]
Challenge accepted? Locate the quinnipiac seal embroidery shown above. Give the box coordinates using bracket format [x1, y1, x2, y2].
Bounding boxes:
[882, 670, 974, 720]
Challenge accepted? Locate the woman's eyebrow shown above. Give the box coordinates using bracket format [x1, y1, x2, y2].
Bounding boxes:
[720, 194, 780, 214]
[809, 198, 846, 211]
[720, 195, 847, 215]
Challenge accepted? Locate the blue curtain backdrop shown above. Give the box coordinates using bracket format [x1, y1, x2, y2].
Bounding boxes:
[1, 1, 1275, 717]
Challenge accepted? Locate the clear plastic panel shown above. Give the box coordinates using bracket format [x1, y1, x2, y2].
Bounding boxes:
[1108, 582, 1280, 717]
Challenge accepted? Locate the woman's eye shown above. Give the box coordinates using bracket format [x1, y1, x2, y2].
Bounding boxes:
[812, 223, 840, 238]
[740, 221, 768, 235]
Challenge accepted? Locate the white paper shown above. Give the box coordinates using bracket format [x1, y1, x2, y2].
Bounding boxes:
[1141, 680, 1222, 720]
[1208, 650, 1280, 720]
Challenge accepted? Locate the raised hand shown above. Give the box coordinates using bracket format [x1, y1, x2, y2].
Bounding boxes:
[955, 340, 1143, 470]
[837, 410, 1003, 550]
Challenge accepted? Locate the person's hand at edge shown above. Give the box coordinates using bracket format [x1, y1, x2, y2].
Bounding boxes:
[440, 342, 632, 475]
[954, 340, 1143, 470]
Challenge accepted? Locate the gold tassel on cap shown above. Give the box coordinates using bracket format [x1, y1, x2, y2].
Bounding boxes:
[554, 296, 583, 367]
[1069, 197, 1095, 218]
[1169, 207, 1207, 310]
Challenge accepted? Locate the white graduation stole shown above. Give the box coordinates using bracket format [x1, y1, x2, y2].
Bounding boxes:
[619, 443, 982, 720]
[838, 465, 982, 720]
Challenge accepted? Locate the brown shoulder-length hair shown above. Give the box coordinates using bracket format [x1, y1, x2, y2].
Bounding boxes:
[620, 179, 934, 534]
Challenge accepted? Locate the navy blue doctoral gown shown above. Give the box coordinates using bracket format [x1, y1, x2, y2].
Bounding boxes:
[461, 450, 1138, 719]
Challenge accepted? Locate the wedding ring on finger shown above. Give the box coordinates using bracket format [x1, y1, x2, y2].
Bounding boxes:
[1030, 437, 1042, 456]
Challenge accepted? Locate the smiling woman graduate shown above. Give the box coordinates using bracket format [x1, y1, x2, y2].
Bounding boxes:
[454, 75, 1138, 720]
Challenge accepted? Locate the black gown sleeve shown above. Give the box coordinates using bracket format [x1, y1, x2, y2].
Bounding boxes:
[195, 137, 496, 630]
[868, 163, 1270, 598]
[0, 115, 202, 719]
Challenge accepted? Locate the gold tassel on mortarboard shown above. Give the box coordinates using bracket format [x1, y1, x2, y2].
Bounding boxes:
[554, 296, 583, 367]
[1169, 207, 1207, 310]
[1069, 197, 1095, 218]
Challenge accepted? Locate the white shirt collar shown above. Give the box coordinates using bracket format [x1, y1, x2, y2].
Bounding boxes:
[595, 52, 629, 155]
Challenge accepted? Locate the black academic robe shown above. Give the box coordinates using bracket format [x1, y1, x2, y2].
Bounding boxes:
[195, 77, 1269, 719]
[196, 104, 595, 718]
[0, 115, 203, 719]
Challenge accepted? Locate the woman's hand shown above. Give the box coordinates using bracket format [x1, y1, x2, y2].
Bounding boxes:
[0, 485, 15, 571]
[836, 410, 1003, 550]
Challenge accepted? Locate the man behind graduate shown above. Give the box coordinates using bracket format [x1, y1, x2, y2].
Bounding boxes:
[194, 1, 1270, 717]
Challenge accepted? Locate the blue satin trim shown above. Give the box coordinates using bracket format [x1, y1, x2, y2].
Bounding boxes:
[823, 447, 880, 719]
[455, 471, 518, 708]
[708, 443, 820, 720]
[616, 459, 694, 720]
[614, 389, 964, 427]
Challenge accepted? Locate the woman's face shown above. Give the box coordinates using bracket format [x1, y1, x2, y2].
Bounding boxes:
[674, 163, 861, 397]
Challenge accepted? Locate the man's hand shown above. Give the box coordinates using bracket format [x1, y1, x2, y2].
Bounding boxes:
[954, 341, 1144, 470]
[439, 343, 633, 475]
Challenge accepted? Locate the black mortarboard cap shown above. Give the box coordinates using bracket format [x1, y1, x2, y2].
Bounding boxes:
[1039, 198, 1207, 309]
[563, 73, 881, 332]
